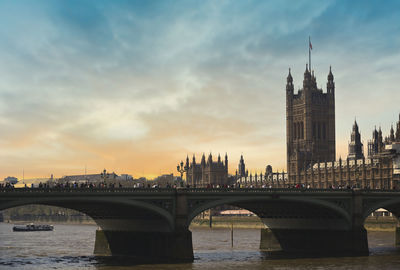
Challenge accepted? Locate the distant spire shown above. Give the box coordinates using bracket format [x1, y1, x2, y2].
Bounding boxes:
[353, 119, 359, 132]
[287, 68, 293, 83]
[185, 155, 189, 167]
[390, 124, 395, 142]
[328, 66, 334, 81]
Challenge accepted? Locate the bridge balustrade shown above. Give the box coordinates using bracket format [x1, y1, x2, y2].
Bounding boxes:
[2, 187, 400, 193]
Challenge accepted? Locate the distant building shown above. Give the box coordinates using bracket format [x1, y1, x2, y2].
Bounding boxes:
[368, 114, 400, 158]
[236, 164, 287, 187]
[152, 173, 176, 186]
[3, 176, 18, 185]
[58, 169, 117, 183]
[185, 153, 228, 187]
[236, 155, 248, 178]
[368, 127, 384, 158]
[118, 174, 133, 181]
[348, 120, 364, 160]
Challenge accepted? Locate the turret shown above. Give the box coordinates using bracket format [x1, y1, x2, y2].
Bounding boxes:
[378, 127, 383, 152]
[225, 153, 228, 172]
[396, 113, 400, 142]
[373, 126, 378, 140]
[311, 70, 317, 88]
[327, 66, 335, 94]
[192, 154, 196, 165]
[303, 64, 312, 90]
[353, 120, 359, 133]
[286, 68, 294, 95]
[348, 119, 364, 160]
[217, 153, 221, 164]
[390, 125, 395, 142]
[238, 154, 246, 177]
[201, 153, 206, 167]
[185, 155, 189, 169]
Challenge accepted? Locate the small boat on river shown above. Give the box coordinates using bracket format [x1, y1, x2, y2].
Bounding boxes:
[13, 224, 54, 232]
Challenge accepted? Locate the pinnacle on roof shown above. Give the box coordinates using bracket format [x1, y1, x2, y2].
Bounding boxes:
[287, 68, 293, 83]
[328, 66, 334, 81]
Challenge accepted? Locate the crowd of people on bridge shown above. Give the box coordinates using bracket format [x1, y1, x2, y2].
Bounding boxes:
[0, 182, 15, 189]
[0, 181, 397, 190]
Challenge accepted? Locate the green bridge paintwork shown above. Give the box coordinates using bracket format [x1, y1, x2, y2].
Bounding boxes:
[1, 188, 400, 262]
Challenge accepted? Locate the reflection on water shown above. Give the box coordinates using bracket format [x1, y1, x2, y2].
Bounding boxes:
[1, 223, 400, 269]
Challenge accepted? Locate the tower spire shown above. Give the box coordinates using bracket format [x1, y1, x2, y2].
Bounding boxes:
[309, 36, 312, 71]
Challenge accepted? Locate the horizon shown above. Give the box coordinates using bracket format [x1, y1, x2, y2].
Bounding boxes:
[0, 0, 399, 180]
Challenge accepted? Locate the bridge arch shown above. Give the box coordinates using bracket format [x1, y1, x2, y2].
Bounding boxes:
[0, 196, 175, 231]
[187, 196, 352, 228]
[186, 192, 365, 257]
[363, 197, 400, 220]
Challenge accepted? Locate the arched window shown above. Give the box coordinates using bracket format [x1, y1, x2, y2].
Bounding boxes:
[293, 123, 297, 139]
[318, 122, 321, 139]
[313, 122, 316, 139]
[297, 122, 301, 139]
[301, 122, 304, 139]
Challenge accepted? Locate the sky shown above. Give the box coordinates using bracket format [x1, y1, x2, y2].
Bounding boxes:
[0, 0, 399, 179]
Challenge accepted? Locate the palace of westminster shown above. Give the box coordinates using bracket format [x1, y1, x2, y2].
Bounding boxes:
[182, 64, 400, 189]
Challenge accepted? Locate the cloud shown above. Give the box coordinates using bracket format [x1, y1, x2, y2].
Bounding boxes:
[0, 0, 399, 178]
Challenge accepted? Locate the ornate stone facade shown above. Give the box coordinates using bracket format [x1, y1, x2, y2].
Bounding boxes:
[236, 155, 248, 178]
[286, 65, 335, 184]
[286, 65, 400, 189]
[185, 153, 228, 187]
[348, 120, 364, 160]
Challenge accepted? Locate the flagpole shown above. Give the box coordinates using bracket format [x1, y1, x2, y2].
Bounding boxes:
[309, 36, 311, 71]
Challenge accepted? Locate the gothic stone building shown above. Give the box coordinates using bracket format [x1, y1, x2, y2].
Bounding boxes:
[185, 153, 228, 187]
[286, 65, 335, 183]
[286, 66, 400, 189]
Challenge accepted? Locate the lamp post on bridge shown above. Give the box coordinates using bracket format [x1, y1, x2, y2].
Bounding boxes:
[101, 169, 109, 187]
[177, 161, 186, 187]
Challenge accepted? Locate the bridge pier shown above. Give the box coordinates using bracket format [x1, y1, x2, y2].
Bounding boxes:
[94, 229, 193, 262]
[395, 227, 400, 247]
[260, 227, 368, 257]
[259, 228, 281, 250]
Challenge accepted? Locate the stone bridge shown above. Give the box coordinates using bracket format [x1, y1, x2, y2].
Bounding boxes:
[1, 188, 400, 262]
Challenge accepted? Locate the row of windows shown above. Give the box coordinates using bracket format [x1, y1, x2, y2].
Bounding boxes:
[313, 122, 326, 140]
[293, 121, 328, 140]
[293, 122, 304, 139]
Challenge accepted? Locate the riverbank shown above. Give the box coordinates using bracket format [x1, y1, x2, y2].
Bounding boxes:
[190, 216, 264, 229]
[3, 216, 398, 231]
[3, 219, 96, 225]
[190, 216, 399, 231]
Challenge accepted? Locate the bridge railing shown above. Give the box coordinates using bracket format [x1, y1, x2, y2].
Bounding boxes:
[0, 187, 177, 193]
[183, 188, 354, 193]
[0, 187, 356, 193]
[0, 187, 399, 194]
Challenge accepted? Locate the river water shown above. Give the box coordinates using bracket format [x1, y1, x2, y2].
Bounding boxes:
[1, 223, 400, 269]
